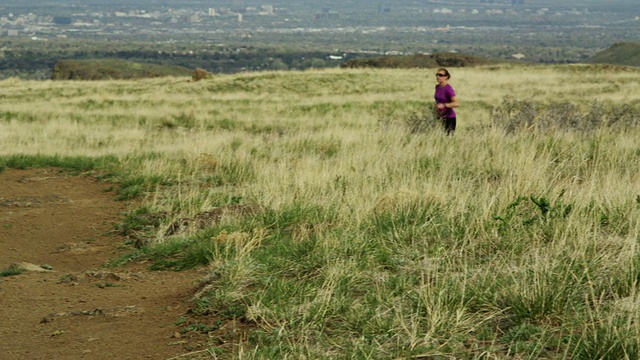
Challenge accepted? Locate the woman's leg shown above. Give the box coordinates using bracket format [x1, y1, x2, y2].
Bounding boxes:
[444, 117, 456, 135]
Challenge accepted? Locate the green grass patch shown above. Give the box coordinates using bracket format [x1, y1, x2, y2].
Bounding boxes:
[0, 154, 118, 173]
[0, 264, 25, 277]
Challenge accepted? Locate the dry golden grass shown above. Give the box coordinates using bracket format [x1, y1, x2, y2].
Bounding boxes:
[2, 63, 640, 358]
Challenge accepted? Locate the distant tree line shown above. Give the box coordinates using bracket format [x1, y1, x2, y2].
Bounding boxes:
[0, 40, 349, 80]
[1, 35, 636, 80]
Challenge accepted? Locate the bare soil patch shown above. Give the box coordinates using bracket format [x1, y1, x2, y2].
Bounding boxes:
[0, 168, 209, 359]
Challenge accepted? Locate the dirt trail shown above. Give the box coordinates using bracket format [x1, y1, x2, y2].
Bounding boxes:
[0, 168, 208, 360]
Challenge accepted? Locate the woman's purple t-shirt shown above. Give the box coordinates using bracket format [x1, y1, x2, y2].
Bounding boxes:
[434, 84, 456, 119]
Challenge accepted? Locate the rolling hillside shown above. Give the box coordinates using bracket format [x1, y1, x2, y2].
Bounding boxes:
[587, 42, 640, 67]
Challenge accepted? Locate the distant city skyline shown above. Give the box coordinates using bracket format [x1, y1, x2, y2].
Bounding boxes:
[1, 0, 638, 79]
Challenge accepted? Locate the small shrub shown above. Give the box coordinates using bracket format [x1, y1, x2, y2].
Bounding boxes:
[192, 68, 212, 81]
[405, 107, 442, 134]
[376, 103, 442, 134]
[493, 194, 573, 237]
[492, 97, 640, 133]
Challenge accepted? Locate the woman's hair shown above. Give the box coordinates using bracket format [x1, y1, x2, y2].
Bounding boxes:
[437, 68, 451, 79]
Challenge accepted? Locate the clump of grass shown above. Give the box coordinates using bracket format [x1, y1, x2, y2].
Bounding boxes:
[114, 205, 167, 238]
[570, 314, 640, 359]
[499, 322, 552, 358]
[0, 154, 118, 173]
[0, 264, 25, 277]
[288, 137, 342, 158]
[114, 173, 175, 201]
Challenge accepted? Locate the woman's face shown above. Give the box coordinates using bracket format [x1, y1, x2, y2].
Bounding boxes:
[436, 71, 448, 84]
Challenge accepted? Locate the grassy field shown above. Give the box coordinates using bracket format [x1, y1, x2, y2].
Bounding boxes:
[2, 64, 640, 359]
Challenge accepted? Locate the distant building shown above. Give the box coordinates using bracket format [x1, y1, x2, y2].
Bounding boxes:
[434, 8, 453, 15]
[208, 8, 217, 16]
[185, 14, 199, 23]
[261, 5, 274, 15]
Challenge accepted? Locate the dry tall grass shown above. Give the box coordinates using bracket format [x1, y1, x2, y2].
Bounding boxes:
[2, 64, 640, 358]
